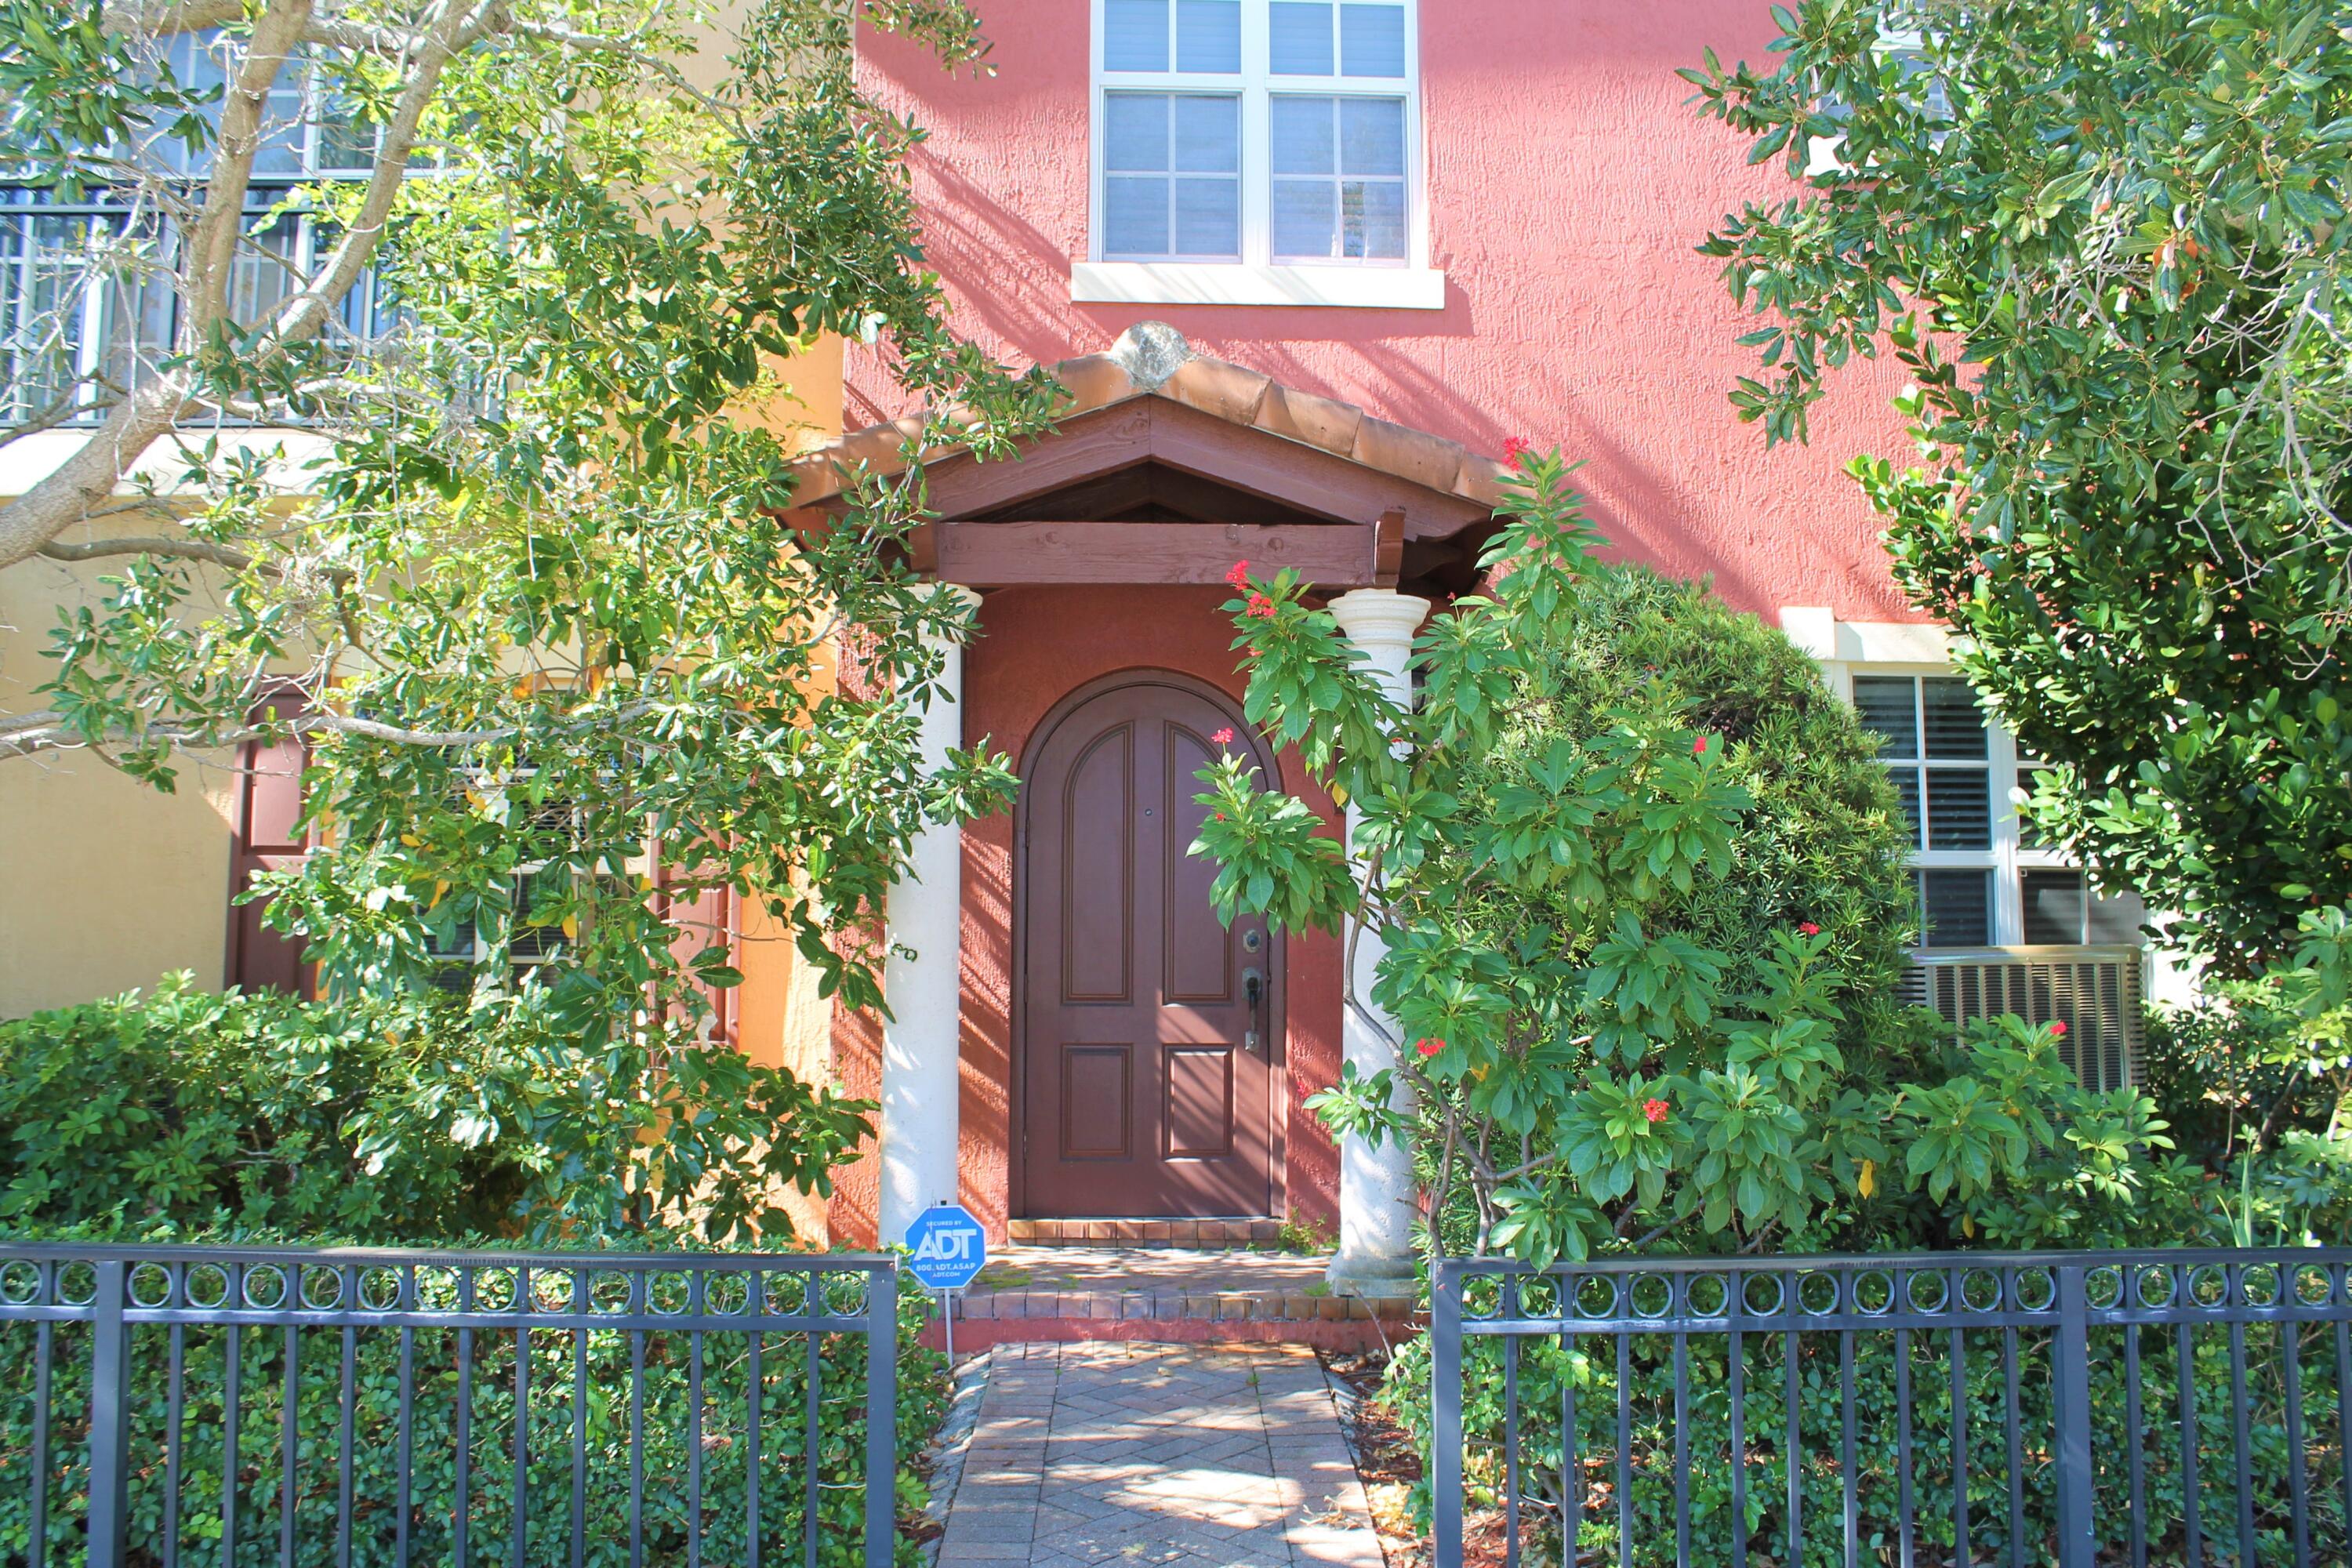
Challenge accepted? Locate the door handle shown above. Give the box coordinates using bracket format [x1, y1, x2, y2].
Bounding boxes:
[1243, 967, 1265, 1054]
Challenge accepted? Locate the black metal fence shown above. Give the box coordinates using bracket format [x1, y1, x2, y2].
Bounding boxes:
[1432, 1248, 2352, 1568]
[0, 1243, 902, 1568]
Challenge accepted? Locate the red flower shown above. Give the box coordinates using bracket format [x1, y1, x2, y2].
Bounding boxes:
[1693, 736, 1708, 755]
[1213, 811, 1225, 821]
[2049, 1021, 2068, 1036]
[1798, 921, 1820, 937]
[1226, 560, 1251, 587]
[1211, 727, 1236, 746]
[1246, 592, 1276, 619]
[1642, 1098, 1670, 1124]
[1501, 436, 1533, 469]
[1415, 1037, 1445, 1058]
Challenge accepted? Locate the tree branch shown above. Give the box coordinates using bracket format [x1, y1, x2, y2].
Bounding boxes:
[260, 0, 485, 354]
[1, 698, 662, 762]
[99, 0, 245, 36]
[38, 535, 256, 571]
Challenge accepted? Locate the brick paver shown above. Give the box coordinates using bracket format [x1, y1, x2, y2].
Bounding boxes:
[936, 1342, 1385, 1568]
[956, 1246, 1412, 1324]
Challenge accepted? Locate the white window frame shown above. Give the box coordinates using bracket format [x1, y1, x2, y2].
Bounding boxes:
[1805, 20, 1951, 177]
[1075, 0, 1445, 310]
[1832, 662, 2111, 950]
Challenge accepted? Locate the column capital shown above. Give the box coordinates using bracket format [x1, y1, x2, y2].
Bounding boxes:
[1327, 587, 1430, 656]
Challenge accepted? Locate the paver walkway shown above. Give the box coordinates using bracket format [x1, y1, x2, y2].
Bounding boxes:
[935, 1341, 1387, 1568]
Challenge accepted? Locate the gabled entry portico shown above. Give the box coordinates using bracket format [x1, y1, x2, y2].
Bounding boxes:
[787, 324, 1508, 1298]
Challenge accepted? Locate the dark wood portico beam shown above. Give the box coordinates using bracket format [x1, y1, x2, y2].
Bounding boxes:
[919, 514, 1404, 590]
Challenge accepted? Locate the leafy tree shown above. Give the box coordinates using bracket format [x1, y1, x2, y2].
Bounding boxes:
[1194, 454, 2173, 1263]
[0, 0, 1058, 1059]
[1683, 0, 2352, 971]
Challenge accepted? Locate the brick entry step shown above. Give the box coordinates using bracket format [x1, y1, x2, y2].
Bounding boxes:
[918, 1246, 1419, 1354]
[1008, 1218, 1287, 1249]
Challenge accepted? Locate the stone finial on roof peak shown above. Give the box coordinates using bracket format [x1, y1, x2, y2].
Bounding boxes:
[1107, 321, 1193, 392]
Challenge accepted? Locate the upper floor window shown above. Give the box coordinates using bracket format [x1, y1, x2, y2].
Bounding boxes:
[1093, 0, 1417, 270]
[0, 32, 397, 430]
[1852, 673, 2145, 950]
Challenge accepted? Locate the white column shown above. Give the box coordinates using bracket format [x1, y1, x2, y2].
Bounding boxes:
[1323, 586, 1430, 1300]
[878, 584, 979, 1248]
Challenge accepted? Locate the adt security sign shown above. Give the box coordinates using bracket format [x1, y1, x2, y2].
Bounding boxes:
[903, 1203, 987, 1291]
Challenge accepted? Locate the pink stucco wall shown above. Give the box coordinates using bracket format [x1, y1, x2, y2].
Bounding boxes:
[851, 0, 1923, 622]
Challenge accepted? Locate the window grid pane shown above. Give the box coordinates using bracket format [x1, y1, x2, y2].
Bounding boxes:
[1925, 768, 1991, 850]
[1339, 2, 1406, 75]
[2021, 869, 2088, 946]
[1852, 676, 1920, 756]
[1921, 676, 1988, 759]
[1176, 0, 1242, 71]
[1919, 869, 1992, 947]
[1102, 93, 1240, 259]
[1267, 94, 1406, 260]
[1105, 0, 1171, 70]
[1269, 1, 1334, 72]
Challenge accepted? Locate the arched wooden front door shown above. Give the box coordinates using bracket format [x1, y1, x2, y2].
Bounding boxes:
[1017, 674, 1280, 1218]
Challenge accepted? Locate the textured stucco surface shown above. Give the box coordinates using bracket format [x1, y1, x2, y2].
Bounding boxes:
[830, 584, 1343, 1247]
[0, 549, 238, 1016]
[851, 0, 1923, 621]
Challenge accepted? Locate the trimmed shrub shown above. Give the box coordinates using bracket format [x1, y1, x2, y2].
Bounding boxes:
[1460, 563, 1918, 1040]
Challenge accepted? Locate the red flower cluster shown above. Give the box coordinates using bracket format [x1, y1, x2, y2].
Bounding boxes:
[1246, 592, 1276, 619]
[1642, 1098, 1671, 1124]
[2050, 1021, 2068, 1036]
[1414, 1037, 1445, 1058]
[1226, 560, 1251, 587]
[1693, 736, 1708, 755]
[1798, 921, 1820, 937]
[1211, 727, 1236, 746]
[1501, 436, 1534, 469]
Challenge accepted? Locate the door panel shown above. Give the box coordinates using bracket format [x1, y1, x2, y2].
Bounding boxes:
[1061, 1046, 1134, 1160]
[1061, 726, 1134, 1002]
[1021, 678, 1278, 1218]
[227, 724, 310, 996]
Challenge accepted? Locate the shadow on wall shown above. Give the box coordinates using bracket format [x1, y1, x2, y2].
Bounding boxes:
[957, 818, 1014, 1241]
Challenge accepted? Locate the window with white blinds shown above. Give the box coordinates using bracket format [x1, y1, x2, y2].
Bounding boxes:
[1094, 0, 1417, 268]
[1850, 673, 2147, 950]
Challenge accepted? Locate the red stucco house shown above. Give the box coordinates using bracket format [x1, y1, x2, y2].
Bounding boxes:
[797, 0, 2166, 1287]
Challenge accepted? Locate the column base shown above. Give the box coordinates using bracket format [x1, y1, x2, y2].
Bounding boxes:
[1324, 1253, 1421, 1305]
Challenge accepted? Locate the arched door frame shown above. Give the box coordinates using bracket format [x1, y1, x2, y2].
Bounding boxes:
[1009, 666, 1290, 1220]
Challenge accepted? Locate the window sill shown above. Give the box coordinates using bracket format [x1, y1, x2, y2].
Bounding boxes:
[1069, 261, 1446, 310]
